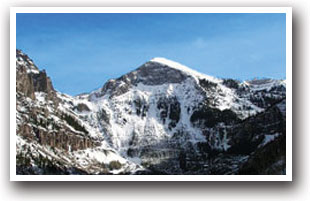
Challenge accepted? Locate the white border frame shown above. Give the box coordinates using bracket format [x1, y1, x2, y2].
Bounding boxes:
[10, 7, 292, 181]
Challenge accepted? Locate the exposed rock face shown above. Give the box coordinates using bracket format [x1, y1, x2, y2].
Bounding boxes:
[32, 70, 54, 93]
[16, 50, 36, 100]
[137, 61, 189, 85]
[18, 122, 97, 152]
[97, 61, 189, 98]
[31, 70, 59, 105]
[16, 68, 97, 153]
[16, 50, 141, 175]
[157, 96, 181, 130]
[16, 50, 59, 105]
[74, 103, 90, 112]
[16, 65, 36, 100]
[16, 50, 106, 174]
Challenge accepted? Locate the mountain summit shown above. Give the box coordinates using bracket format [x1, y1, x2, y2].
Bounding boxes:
[16, 50, 286, 175]
[150, 57, 219, 82]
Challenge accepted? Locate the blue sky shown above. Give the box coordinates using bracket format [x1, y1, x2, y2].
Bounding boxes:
[16, 13, 286, 95]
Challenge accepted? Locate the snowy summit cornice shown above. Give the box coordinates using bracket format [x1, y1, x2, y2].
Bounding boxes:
[150, 57, 193, 72]
[150, 57, 220, 83]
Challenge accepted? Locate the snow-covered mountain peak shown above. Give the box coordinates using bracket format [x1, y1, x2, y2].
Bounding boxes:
[150, 57, 194, 72]
[150, 57, 220, 83]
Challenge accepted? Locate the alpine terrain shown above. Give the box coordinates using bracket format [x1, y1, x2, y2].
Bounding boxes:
[16, 50, 286, 175]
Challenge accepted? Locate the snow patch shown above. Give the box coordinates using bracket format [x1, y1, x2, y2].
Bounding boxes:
[259, 133, 281, 148]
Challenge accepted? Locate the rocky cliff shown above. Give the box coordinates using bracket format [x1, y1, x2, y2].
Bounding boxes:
[16, 50, 139, 174]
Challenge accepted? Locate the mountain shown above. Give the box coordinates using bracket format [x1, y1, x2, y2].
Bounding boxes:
[15, 50, 286, 175]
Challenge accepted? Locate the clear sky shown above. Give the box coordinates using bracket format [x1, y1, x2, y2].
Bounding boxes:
[16, 13, 286, 95]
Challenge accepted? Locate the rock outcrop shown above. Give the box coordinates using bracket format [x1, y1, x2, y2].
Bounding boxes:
[16, 50, 103, 174]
